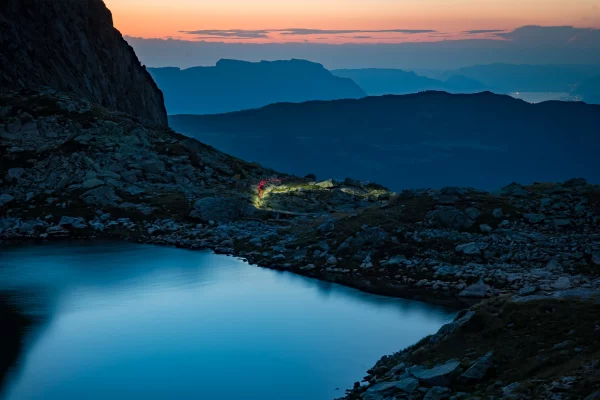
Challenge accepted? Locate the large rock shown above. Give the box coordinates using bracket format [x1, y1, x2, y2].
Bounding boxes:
[141, 160, 166, 174]
[523, 213, 545, 224]
[361, 378, 420, 400]
[6, 167, 25, 182]
[457, 352, 494, 383]
[0, 0, 167, 125]
[58, 216, 87, 229]
[436, 207, 474, 230]
[190, 196, 253, 222]
[458, 280, 494, 298]
[82, 178, 105, 189]
[423, 386, 451, 400]
[552, 277, 572, 290]
[0, 194, 15, 207]
[80, 186, 122, 207]
[455, 242, 486, 255]
[411, 360, 462, 387]
[464, 207, 481, 220]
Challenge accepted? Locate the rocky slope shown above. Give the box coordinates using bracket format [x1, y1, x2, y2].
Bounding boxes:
[0, 0, 167, 126]
[341, 293, 600, 400]
[0, 89, 382, 247]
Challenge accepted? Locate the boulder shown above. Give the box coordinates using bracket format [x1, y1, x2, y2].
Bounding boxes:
[82, 178, 105, 189]
[89, 221, 105, 232]
[436, 207, 473, 230]
[492, 208, 503, 219]
[326, 256, 338, 265]
[523, 213, 544, 224]
[6, 167, 25, 182]
[385, 363, 406, 377]
[141, 159, 166, 174]
[343, 177, 363, 188]
[479, 224, 492, 233]
[423, 386, 451, 400]
[190, 196, 253, 222]
[432, 311, 475, 344]
[501, 183, 531, 197]
[81, 186, 122, 207]
[464, 207, 481, 220]
[518, 286, 538, 296]
[455, 242, 485, 255]
[0, 194, 15, 207]
[395, 377, 420, 393]
[338, 227, 388, 251]
[411, 360, 462, 387]
[58, 216, 88, 229]
[315, 179, 334, 188]
[457, 352, 494, 384]
[361, 378, 420, 400]
[552, 277, 572, 290]
[387, 255, 407, 265]
[458, 280, 494, 298]
[502, 382, 521, 398]
[553, 219, 571, 227]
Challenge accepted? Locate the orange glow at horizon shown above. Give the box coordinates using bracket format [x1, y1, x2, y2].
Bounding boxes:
[105, 0, 600, 43]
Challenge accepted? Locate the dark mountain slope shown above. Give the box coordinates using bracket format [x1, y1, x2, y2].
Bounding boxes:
[170, 91, 600, 190]
[0, 0, 167, 125]
[148, 59, 365, 115]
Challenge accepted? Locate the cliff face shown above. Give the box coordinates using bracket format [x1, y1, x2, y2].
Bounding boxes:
[0, 0, 168, 126]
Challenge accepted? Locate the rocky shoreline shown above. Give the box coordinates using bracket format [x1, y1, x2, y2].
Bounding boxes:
[2, 89, 600, 399]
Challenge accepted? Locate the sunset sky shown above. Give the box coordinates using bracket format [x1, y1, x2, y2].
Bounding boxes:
[105, 0, 600, 43]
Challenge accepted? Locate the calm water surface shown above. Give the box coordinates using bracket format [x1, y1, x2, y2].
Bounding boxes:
[0, 242, 454, 400]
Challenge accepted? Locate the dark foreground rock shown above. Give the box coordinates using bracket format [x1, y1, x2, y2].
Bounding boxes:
[341, 293, 600, 400]
[0, 0, 167, 126]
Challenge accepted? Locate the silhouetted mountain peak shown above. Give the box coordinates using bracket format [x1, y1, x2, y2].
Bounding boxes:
[0, 0, 168, 126]
[149, 59, 365, 115]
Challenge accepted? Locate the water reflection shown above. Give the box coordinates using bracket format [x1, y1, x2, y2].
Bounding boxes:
[0, 242, 455, 400]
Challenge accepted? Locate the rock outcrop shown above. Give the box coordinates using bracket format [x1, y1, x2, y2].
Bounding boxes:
[342, 294, 600, 399]
[0, 0, 167, 126]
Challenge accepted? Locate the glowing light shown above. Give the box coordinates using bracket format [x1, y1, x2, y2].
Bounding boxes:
[257, 177, 284, 198]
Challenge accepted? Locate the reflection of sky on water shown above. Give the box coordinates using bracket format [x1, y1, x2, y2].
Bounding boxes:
[0, 242, 455, 400]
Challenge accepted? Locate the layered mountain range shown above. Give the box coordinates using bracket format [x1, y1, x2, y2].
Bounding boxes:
[149, 59, 365, 115]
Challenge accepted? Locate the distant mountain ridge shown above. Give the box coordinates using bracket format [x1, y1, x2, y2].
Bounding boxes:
[170, 91, 600, 190]
[333, 64, 600, 97]
[441, 64, 600, 93]
[332, 69, 487, 95]
[574, 75, 600, 104]
[149, 59, 366, 115]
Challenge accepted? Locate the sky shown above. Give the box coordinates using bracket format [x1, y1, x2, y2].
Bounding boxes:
[105, 0, 600, 44]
